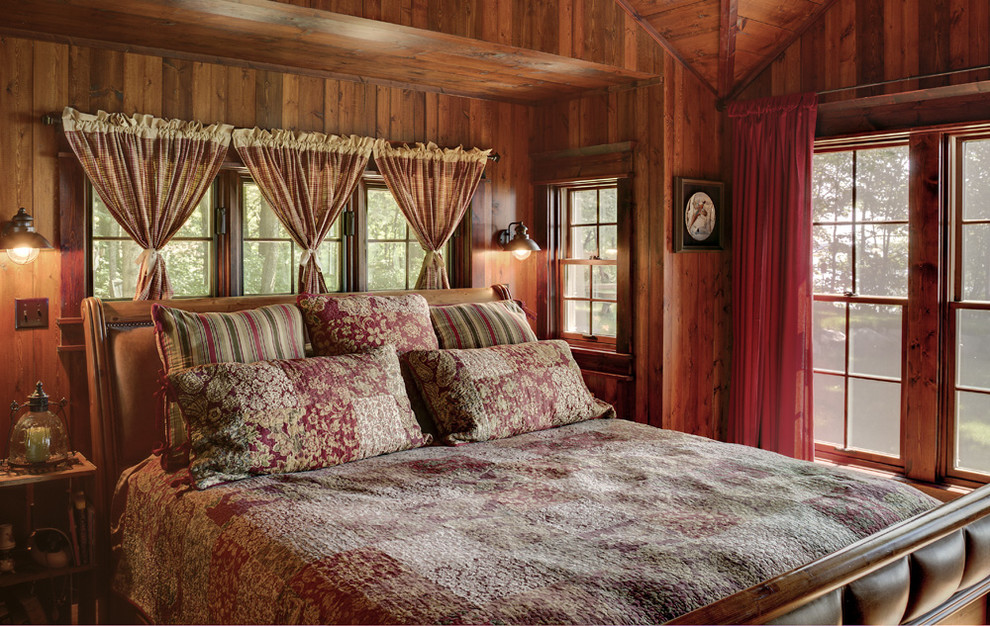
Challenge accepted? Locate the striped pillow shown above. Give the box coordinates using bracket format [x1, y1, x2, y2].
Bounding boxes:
[152, 303, 306, 467]
[429, 300, 537, 349]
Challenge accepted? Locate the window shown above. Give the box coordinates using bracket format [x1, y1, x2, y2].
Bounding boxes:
[560, 184, 619, 344]
[811, 146, 909, 465]
[90, 190, 214, 299]
[811, 133, 990, 486]
[949, 136, 990, 479]
[240, 179, 342, 295]
[87, 170, 461, 300]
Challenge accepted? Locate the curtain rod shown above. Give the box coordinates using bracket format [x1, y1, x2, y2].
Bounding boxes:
[42, 113, 500, 162]
[817, 64, 990, 96]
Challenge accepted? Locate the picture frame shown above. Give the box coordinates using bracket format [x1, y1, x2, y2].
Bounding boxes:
[673, 177, 725, 252]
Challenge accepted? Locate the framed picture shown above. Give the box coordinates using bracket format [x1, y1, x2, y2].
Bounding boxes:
[674, 177, 725, 252]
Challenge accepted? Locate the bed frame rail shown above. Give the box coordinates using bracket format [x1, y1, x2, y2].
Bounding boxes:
[669, 481, 990, 624]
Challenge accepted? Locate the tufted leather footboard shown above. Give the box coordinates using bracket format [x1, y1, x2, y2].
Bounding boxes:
[669, 483, 990, 624]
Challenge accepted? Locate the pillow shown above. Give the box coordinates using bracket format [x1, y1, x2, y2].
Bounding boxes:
[404, 340, 614, 445]
[430, 300, 537, 349]
[168, 346, 428, 488]
[297, 293, 438, 356]
[152, 303, 306, 466]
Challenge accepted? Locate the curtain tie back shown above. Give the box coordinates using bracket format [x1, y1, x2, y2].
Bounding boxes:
[299, 248, 323, 272]
[137, 247, 160, 266]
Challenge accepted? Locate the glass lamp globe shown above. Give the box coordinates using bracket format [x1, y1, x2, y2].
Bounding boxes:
[6, 247, 40, 265]
[7, 382, 70, 469]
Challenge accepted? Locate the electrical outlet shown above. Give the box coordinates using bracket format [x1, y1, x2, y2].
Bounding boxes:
[15, 298, 48, 330]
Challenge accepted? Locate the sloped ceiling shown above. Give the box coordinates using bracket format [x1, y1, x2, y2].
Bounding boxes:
[617, 0, 838, 99]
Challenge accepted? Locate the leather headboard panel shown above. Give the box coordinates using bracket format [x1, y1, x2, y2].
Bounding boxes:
[108, 324, 163, 471]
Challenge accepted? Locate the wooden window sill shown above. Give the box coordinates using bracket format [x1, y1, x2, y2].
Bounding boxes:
[815, 457, 973, 503]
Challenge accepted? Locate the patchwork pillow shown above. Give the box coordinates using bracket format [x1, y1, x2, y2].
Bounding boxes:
[168, 346, 428, 488]
[430, 300, 537, 349]
[152, 303, 306, 467]
[297, 293, 438, 356]
[405, 339, 614, 445]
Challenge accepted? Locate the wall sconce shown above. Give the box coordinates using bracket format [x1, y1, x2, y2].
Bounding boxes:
[498, 222, 541, 260]
[0, 208, 53, 266]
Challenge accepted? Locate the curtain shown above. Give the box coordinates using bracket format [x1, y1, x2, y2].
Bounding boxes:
[373, 141, 491, 289]
[62, 107, 232, 300]
[726, 93, 818, 460]
[233, 129, 373, 294]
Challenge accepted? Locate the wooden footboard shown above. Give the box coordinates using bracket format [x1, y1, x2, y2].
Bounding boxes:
[669, 482, 990, 624]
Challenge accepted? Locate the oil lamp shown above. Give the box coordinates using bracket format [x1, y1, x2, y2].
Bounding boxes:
[6, 382, 70, 470]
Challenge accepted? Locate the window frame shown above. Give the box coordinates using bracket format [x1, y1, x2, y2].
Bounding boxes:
[811, 128, 990, 488]
[83, 165, 470, 300]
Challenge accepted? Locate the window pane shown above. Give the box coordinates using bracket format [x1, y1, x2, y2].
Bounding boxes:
[92, 195, 125, 238]
[813, 373, 845, 446]
[599, 225, 617, 260]
[600, 187, 617, 223]
[564, 265, 590, 298]
[962, 139, 990, 220]
[161, 241, 211, 297]
[856, 223, 908, 297]
[367, 242, 406, 291]
[92, 239, 142, 299]
[813, 224, 853, 294]
[962, 223, 990, 301]
[592, 301, 617, 337]
[316, 242, 341, 293]
[570, 189, 598, 224]
[174, 191, 212, 238]
[956, 390, 990, 474]
[856, 146, 909, 222]
[570, 226, 598, 259]
[812, 301, 845, 373]
[849, 304, 901, 379]
[244, 241, 293, 294]
[367, 189, 407, 240]
[564, 300, 591, 335]
[243, 183, 290, 240]
[848, 378, 900, 457]
[408, 242, 425, 289]
[812, 151, 853, 222]
[592, 265, 617, 300]
[958, 309, 990, 390]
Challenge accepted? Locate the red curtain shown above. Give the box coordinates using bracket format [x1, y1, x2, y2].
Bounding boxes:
[727, 93, 818, 460]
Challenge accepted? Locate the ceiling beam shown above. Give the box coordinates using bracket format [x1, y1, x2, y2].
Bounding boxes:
[613, 0, 718, 96]
[725, 0, 842, 101]
[717, 0, 739, 99]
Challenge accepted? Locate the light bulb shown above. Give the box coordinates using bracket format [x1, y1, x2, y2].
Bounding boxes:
[511, 249, 531, 261]
[6, 247, 39, 265]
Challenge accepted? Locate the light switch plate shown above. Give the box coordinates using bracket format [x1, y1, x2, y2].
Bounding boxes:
[15, 298, 49, 330]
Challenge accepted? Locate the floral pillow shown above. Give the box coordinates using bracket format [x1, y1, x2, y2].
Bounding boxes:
[297, 293, 439, 356]
[404, 340, 614, 445]
[168, 346, 428, 488]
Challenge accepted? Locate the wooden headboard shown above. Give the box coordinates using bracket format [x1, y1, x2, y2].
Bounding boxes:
[81, 286, 512, 517]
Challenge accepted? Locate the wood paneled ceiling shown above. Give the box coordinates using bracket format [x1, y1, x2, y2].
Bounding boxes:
[0, 0, 654, 104]
[616, 0, 838, 98]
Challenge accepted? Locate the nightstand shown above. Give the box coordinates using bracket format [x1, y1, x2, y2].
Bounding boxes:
[0, 453, 99, 624]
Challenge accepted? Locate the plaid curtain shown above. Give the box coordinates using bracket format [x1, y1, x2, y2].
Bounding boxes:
[233, 129, 373, 294]
[62, 107, 232, 300]
[373, 141, 490, 289]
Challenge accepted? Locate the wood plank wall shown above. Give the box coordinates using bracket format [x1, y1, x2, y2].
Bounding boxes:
[739, 0, 990, 102]
[532, 63, 731, 439]
[0, 35, 532, 456]
[278, 0, 665, 75]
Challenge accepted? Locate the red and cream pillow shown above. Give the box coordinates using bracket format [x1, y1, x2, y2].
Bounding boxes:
[152, 303, 306, 467]
[429, 300, 536, 349]
[297, 293, 438, 356]
[169, 346, 428, 488]
[405, 339, 614, 445]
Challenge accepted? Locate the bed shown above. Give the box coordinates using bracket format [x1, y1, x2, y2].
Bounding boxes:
[81, 286, 990, 624]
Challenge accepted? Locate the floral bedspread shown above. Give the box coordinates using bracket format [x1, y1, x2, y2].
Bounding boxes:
[112, 419, 937, 624]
